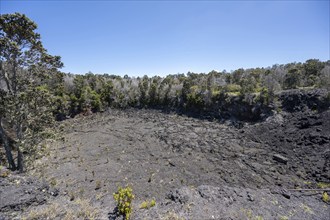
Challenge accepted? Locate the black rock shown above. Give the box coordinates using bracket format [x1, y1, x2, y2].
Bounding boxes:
[273, 154, 288, 164]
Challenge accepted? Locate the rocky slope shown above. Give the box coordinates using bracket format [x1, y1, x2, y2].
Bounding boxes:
[0, 89, 329, 220]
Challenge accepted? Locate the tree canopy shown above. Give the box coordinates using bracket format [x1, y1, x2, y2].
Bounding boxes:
[0, 13, 63, 171]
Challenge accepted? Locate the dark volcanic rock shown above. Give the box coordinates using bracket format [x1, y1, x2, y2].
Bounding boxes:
[243, 108, 330, 185]
[136, 185, 329, 220]
[280, 89, 329, 112]
[0, 174, 50, 219]
[1, 88, 329, 219]
[273, 154, 289, 164]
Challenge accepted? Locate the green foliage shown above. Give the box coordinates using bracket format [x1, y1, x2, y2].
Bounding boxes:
[231, 68, 244, 84]
[240, 76, 258, 94]
[149, 81, 159, 106]
[317, 182, 330, 189]
[150, 198, 156, 207]
[0, 13, 63, 171]
[113, 186, 135, 220]
[29, 59, 330, 120]
[322, 192, 329, 203]
[89, 89, 102, 112]
[139, 75, 149, 106]
[259, 87, 272, 105]
[224, 84, 241, 93]
[319, 66, 330, 89]
[53, 94, 70, 120]
[185, 85, 204, 108]
[100, 81, 114, 106]
[139, 201, 149, 209]
[304, 59, 325, 77]
[69, 94, 79, 115]
[284, 68, 301, 89]
[39, 58, 328, 119]
[139, 199, 156, 209]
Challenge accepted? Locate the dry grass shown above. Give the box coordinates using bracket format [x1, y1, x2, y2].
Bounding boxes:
[75, 198, 99, 219]
[23, 198, 99, 220]
[161, 211, 185, 220]
[23, 203, 60, 220]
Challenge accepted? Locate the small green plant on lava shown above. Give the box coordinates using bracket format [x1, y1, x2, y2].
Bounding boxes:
[322, 192, 329, 203]
[113, 186, 135, 220]
[140, 198, 156, 209]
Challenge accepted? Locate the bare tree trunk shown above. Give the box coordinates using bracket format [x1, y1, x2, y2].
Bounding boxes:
[0, 61, 12, 92]
[0, 118, 16, 170]
[16, 122, 24, 173]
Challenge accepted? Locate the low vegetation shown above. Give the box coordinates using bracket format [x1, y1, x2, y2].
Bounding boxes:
[322, 192, 329, 203]
[113, 186, 135, 220]
[140, 198, 156, 209]
[23, 199, 99, 220]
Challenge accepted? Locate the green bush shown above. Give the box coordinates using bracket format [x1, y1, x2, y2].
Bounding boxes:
[113, 186, 135, 220]
[322, 192, 329, 203]
[139, 199, 156, 209]
[259, 87, 272, 105]
[150, 199, 156, 207]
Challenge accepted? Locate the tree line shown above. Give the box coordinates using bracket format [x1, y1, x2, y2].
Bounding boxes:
[54, 58, 330, 117]
[1, 13, 330, 171]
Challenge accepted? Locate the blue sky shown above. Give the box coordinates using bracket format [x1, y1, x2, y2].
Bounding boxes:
[1, 1, 329, 77]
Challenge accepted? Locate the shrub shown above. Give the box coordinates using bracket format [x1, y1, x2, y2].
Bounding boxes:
[50, 177, 57, 187]
[139, 199, 156, 209]
[317, 182, 330, 189]
[322, 192, 329, 203]
[113, 186, 135, 220]
[150, 199, 156, 207]
[95, 180, 101, 190]
[259, 87, 272, 105]
[139, 201, 149, 209]
[0, 166, 10, 178]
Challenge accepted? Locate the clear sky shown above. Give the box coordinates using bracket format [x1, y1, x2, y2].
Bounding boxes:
[1, 0, 329, 77]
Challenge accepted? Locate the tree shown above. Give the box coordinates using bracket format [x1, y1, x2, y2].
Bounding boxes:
[0, 13, 63, 172]
[319, 65, 330, 90]
[231, 68, 244, 84]
[148, 77, 160, 106]
[240, 75, 257, 94]
[304, 59, 325, 77]
[100, 80, 114, 107]
[303, 59, 325, 86]
[284, 68, 301, 89]
[138, 75, 149, 106]
[204, 73, 214, 105]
